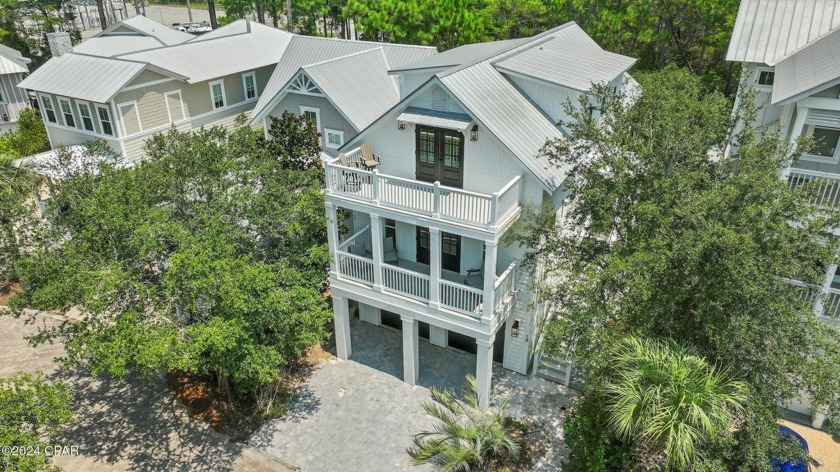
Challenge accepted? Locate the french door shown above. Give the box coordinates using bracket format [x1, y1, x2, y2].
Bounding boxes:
[416, 227, 461, 273]
[415, 125, 464, 188]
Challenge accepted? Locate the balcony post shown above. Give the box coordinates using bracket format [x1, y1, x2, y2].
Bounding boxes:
[433, 181, 441, 219]
[371, 169, 380, 203]
[323, 160, 333, 194]
[370, 214, 384, 291]
[325, 202, 339, 276]
[489, 193, 499, 228]
[814, 264, 837, 317]
[482, 240, 497, 320]
[429, 227, 441, 308]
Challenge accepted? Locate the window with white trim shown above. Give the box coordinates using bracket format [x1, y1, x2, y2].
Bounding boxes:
[242, 72, 257, 100]
[210, 80, 225, 109]
[59, 99, 75, 127]
[77, 103, 94, 131]
[300, 106, 320, 131]
[757, 70, 775, 86]
[97, 106, 113, 136]
[811, 126, 840, 160]
[324, 128, 344, 149]
[40, 95, 56, 123]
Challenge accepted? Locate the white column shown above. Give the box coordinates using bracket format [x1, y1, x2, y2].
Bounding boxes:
[370, 214, 383, 291]
[325, 202, 339, 276]
[429, 227, 441, 308]
[482, 241, 498, 319]
[813, 407, 828, 429]
[402, 316, 419, 385]
[782, 106, 809, 181]
[814, 264, 837, 317]
[358, 303, 380, 326]
[429, 325, 447, 347]
[476, 338, 494, 408]
[333, 295, 351, 360]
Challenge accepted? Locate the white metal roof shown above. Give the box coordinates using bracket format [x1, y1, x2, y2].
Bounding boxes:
[98, 15, 193, 46]
[0, 44, 30, 74]
[118, 20, 294, 84]
[494, 36, 636, 91]
[18, 53, 147, 103]
[773, 26, 840, 103]
[726, 0, 840, 65]
[72, 36, 164, 57]
[303, 49, 399, 131]
[0, 54, 28, 75]
[398, 107, 473, 131]
[389, 39, 530, 72]
[250, 36, 435, 123]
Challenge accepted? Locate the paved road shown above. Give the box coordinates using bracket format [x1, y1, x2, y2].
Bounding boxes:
[1, 309, 295, 472]
[77, 4, 231, 40]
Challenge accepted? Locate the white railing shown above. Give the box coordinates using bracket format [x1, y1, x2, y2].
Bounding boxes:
[494, 261, 518, 313]
[337, 224, 370, 253]
[337, 252, 374, 284]
[823, 289, 840, 321]
[382, 264, 430, 301]
[440, 280, 483, 317]
[324, 154, 522, 230]
[788, 169, 840, 208]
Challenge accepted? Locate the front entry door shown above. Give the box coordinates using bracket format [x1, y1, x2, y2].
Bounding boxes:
[416, 227, 460, 273]
[415, 125, 464, 188]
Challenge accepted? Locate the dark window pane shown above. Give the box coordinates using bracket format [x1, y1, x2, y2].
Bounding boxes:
[758, 70, 775, 86]
[813, 127, 840, 157]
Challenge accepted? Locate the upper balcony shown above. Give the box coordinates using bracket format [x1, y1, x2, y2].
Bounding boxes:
[324, 146, 524, 234]
[787, 168, 840, 208]
[332, 224, 519, 323]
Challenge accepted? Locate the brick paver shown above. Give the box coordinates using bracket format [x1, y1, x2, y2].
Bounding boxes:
[781, 420, 840, 471]
[0, 310, 295, 472]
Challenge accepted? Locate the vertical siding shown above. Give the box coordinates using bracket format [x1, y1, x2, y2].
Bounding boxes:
[0, 72, 29, 124]
[509, 75, 580, 126]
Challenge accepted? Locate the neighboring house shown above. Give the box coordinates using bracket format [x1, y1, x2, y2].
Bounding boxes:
[18, 16, 437, 165]
[18, 18, 288, 164]
[0, 44, 31, 133]
[727, 0, 840, 427]
[250, 37, 437, 152]
[322, 22, 636, 405]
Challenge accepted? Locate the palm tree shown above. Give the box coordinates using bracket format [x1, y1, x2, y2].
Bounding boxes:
[408, 375, 521, 472]
[603, 337, 748, 470]
[0, 154, 39, 201]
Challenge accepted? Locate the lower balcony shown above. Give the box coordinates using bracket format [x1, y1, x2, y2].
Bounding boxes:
[332, 225, 517, 319]
[787, 169, 840, 208]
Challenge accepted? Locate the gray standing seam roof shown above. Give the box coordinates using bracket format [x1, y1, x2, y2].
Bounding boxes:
[494, 36, 636, 91]
[250, 36, 436, 123]
[17, 53, 146, 103]
[726, 0, 840, 65]
[773, 26, 840, 103]
[303, 49, 399, 131]
[0, 45, 28, 75]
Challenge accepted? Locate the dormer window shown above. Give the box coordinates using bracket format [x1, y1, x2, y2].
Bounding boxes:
[757, 70, 775, 86]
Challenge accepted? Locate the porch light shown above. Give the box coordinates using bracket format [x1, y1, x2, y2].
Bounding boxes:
[398, 120, 406, 130]
[470, 124, 478, 141]
[511, 320, 520, 338]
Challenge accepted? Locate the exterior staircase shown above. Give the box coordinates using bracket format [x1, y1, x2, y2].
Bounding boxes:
[534, 351, 574, 386]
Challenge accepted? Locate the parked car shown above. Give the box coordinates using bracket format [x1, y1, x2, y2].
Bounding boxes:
[175, 21, 211, 34]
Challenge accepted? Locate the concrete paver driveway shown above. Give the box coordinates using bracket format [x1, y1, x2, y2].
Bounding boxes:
[251, 321, 575, 472]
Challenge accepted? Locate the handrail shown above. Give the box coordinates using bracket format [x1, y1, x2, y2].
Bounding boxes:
[494, 261, 517, 289]
[337, 224, 370, 251]
[381, 262, 431, 280]
[496, 174, 522, 197]
[788, 168, 840, 179]
[440, 278, 484, 294]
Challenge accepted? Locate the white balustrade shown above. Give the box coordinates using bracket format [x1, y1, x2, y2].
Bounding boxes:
[336, 252, 374, 284]
[324, 156, 522, 230]
[494, 261, 517, 312]
[382, 264, 430, 301]
[788, 169, 840, 208]
[440, 280, 483, 317]
[822, 289, 840, 321]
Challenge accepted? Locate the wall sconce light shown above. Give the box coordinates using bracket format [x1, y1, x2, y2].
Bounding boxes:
[511, 320, 520, 338]
[398, 120, 406, 130]
[470, 124, 478, 141]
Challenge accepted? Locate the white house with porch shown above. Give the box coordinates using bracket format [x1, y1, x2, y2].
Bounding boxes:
[323, 23, 636, 406]
[727, 0, 840, 427]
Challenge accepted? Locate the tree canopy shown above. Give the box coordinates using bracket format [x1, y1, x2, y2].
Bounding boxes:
[510, 68, 840, 469]
[8, 114, 331, 402]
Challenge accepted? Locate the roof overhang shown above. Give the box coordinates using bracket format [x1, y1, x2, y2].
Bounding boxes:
[397, 107, 473, 132]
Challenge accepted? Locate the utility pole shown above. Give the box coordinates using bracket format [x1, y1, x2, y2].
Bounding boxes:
[186, 0, 193, 22]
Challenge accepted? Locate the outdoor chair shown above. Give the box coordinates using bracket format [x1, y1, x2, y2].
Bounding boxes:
[359, 143, 381, 170]
[337, 153, 360, 191]
[383, 236, 398, 264]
